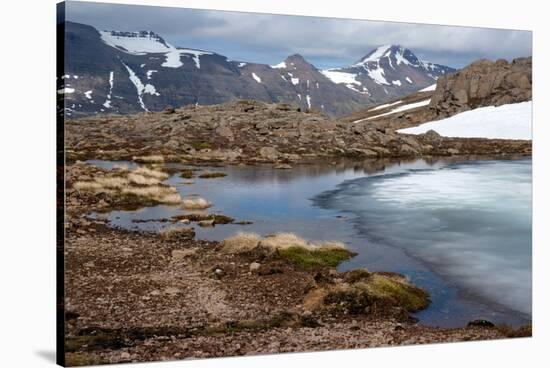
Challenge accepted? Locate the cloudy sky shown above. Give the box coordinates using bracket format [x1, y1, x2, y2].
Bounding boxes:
[65, 1, 532, 69]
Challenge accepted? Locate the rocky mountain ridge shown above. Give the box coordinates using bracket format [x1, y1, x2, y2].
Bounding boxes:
[59, 21, 455, 118]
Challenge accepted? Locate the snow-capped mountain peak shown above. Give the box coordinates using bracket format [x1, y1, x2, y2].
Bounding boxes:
[322, 45, 455, 101]
[354, 45, 422, 68]
[354, 45, 393, 66]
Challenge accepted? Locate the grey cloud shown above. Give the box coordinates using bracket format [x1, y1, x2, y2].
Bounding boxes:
[65, 1, 532, 68]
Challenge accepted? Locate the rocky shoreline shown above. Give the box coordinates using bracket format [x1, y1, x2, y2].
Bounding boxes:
[63, 161, 530, 366]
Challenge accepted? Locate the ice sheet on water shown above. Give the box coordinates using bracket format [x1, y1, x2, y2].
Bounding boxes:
[314, 159, 532, 315]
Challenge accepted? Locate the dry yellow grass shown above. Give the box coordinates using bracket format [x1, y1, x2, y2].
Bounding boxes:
[221, 232, 261, 253]
[112, 163, 130, 171]
[127, 173, 162, 186]
[73, 181, 104, 192]
[94, 176, 130, 189]
[73, 163, 181, 204]
[122, 185, 182, 204]
[181, 197, 212, 210]
[260, 233, 347, 251]
[132, 155, 165, 163]
[132, 166, 169, 180]
[221, 232, 348, 254]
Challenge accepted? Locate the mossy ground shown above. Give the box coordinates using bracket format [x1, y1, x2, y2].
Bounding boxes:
[324, 273, 430, 315]
[277, 246, 355, 270]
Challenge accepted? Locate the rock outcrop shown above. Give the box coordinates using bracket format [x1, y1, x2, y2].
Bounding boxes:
[66, 99, 531, 164]
[430, 57, 532, 116]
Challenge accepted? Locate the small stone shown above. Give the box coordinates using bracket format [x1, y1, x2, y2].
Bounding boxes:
[171, 248, 198, 261]
[275, 164, 292, 169]
[447, 148, 460, 155]
[198, 219, 215, 227]
[120, 352, 131, 360]
[164, 287, 182, 295]
[163, 106, 175, 114]
[467, 319, 495, 328]
[249, 262, 261, 271]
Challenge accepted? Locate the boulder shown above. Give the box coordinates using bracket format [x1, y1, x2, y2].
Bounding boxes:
[163, 106, 176, 114]
[431, 57, 531, 116]
[259, 146, 280, 161]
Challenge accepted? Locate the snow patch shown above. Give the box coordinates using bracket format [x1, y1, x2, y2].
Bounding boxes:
[103, 71, 114, 108]
[355, 45, 392, 65]
[178, 49, 211, 69]
[57, 87, 75, 94]
[306, 95, 311, 109]
[100, 30, 211, 69]
[291, 77, 300, 85]
[84, 90, 93, 99]
[272, 61, 287, 69]
[238, 62, 247, 67]
[395, 48, 412, 66]
[406, 77, 413, 84]
[251, 72, 262, 83]
[392, 80, 402, 86]
[397, 101, 532, 140]
[146, 70, 158, 79]
[370, 100, 403, 111]
[419, 83, 436, 92]
[121, 61, 160, 111]
[365, 64, 389, 85]
[354, 99, 431, 123]
[321, 70, 360, 85]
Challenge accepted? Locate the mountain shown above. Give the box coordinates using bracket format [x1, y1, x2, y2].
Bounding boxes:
[321, 45, 455, 104]
[59, 22, 456, 119]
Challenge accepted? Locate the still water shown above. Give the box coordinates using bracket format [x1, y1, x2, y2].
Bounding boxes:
[89, 157, 532, 327]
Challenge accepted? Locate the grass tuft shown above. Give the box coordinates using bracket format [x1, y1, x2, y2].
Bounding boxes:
[73, 165, 181, 206]
[132, 155, 165, 163]
[220, 232, 354, 269]
[159, 226, 195, 239]
[199, 171, 227, 179]
[181, 197, 212, 210]
[221, 232, 261, 253]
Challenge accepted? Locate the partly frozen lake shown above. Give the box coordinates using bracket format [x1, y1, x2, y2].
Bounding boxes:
[91, 156, 532, 327]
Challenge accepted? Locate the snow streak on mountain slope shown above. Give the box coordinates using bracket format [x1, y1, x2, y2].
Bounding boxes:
[352, 99, 431, 123]
[398, 101, 532, 140]
[99, 30, 212, 68]
[62, 22, 457, 118]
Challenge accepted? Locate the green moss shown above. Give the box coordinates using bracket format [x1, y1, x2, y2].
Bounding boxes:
[324, 273, 430, 315]
[189, 141, 211, 150]
[345, 268, 371, 283]
[277, 246, 355, 270]
[359, 274, 430, 312]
